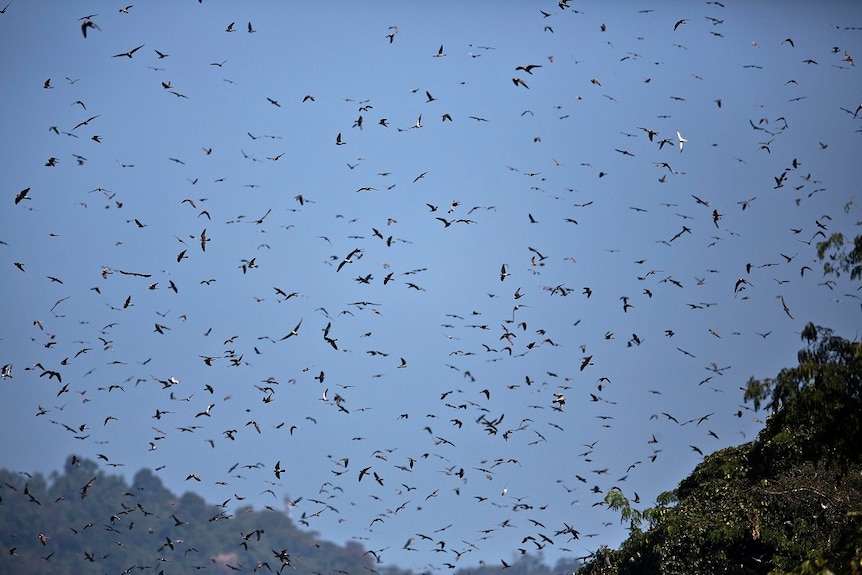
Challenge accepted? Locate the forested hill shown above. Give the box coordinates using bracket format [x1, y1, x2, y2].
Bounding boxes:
[0, 456, 583, 575]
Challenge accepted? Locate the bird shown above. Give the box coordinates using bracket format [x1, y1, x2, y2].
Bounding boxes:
[337, 248, 361, 272]
[639, 127, 658, 141]
[779, 295, 794, 319]
[676, 130, 687, 152]
[516, 64, 542, 74]
[80, 477, 96, 499]
[195, 403, 215, 417]
[280, 319, 303, 340]
[72, 115, 101, 130]
[81, 20, 100, 37]
[113, 44, 144, 58]
[14, 188, 30, 204]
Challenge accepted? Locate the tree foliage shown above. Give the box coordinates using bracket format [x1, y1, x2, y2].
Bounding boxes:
[579, 324, 862, 575]
[817, 233, 862, 282]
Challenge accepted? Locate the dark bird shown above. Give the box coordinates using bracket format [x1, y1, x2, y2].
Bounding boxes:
[639, 127, 658, 141]
[337, 248, 361, 272]
[280, 319, 303, 340]
[80, 477, 96, 499]
[113, 44, 144, 58]
[81, 20, 100, 37]
[72, 115, 101, 130]
[515, 64, 542, 74]
[779, 295, 794, 319]
[14, 187, 30, 204]
[359, 466, 371, 482]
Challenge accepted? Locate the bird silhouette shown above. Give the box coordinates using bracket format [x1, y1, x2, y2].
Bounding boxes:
[113, 44, 144, 58]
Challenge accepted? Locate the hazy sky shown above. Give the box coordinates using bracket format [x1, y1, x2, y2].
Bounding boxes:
[1, 1, 861, 571]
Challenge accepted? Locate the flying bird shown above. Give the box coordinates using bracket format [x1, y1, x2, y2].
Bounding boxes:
[676, 130, 687, 152]
[779, 295, 794, 319]
[113, 44, 144, 58]
[80, 477, 96, 499]
[81, 20, 100, 37]
[515, 64, 542, 74]
[280, 319, 303, 340]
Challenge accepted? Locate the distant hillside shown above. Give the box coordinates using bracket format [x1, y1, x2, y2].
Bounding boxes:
[0, 455, 583, 575]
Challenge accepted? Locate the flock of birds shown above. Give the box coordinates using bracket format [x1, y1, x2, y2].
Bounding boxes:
[2, 1, 861, 573]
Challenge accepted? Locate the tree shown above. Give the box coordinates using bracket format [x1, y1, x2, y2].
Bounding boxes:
[744, 322, 862, 472]
[817, 233, 862, 282]
[581, 324, 862, 575]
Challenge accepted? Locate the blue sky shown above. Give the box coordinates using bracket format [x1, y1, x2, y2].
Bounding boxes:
[1, 0, 861, 570]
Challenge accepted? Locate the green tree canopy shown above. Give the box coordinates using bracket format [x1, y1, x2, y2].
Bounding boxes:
[579, 324, 862, 575]
[817, 232, 862, 282]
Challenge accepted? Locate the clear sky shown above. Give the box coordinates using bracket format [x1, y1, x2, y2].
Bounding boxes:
[1, 0, 861, 571]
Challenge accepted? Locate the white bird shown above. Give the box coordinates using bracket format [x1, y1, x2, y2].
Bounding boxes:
[676, 130, 687, 152]
[414, 114, 422, 129]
